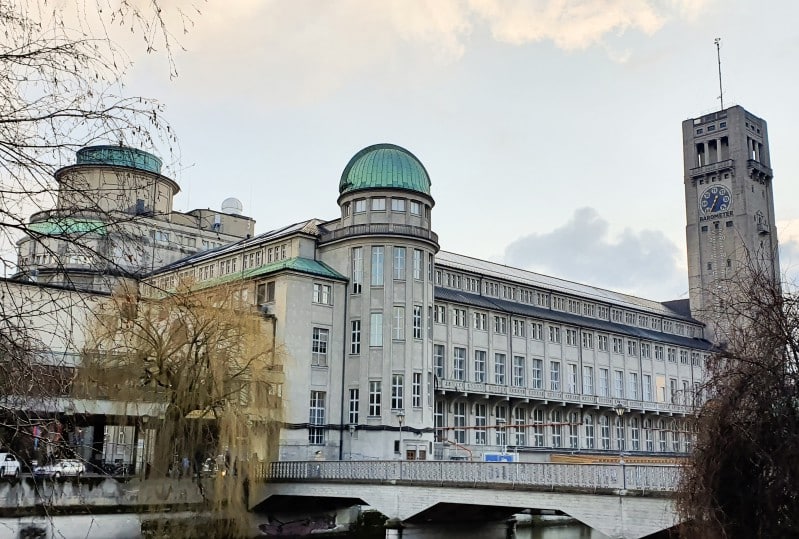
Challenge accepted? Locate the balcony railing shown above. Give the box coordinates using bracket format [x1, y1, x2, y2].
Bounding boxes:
[689, 158, 734, 178]
[437, 379, 692, 415]
[320, 223, 438, 246]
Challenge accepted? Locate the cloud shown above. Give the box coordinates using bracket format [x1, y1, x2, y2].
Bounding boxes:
[502, 207, 687, 300]
[777, 218, 799, 291]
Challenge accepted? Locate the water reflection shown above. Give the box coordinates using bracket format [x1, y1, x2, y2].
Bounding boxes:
[377, 521, 609, 539]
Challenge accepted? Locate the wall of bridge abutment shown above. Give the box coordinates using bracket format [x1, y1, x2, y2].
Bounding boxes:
[253, 461, 682, 539]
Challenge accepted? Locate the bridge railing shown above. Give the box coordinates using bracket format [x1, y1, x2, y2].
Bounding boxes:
[260, 461, 679, 493]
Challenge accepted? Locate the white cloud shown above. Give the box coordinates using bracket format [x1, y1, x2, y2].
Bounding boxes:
[502, 207, 687, 301]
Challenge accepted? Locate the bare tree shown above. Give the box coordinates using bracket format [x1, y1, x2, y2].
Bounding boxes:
[677, 260, 799, 538]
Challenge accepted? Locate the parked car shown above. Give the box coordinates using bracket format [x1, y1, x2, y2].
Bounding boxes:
[34, 459, 85, 479]
[0, 452, 21, 478]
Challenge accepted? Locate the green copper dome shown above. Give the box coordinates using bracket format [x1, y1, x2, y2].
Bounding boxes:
[339, 144, 431, 196]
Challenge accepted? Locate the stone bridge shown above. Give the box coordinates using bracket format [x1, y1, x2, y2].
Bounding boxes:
[253, 461, 681, 539]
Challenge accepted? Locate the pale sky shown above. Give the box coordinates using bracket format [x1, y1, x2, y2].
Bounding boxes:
[112, 0, 799, 302]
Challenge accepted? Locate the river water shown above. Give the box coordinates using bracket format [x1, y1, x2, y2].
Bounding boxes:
[377, 521, 608, 539]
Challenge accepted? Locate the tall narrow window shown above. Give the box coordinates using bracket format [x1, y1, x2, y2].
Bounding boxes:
[350, 320, 361, 354]
[495, 354, 506, 385]
[550, 361, 560, 391]
[599, 368, 609, 397]
[495, 406, 507, 446]
[393, 247, 405, 280]
[368, 381, 382, 416]
[412, 372, 422, 407]
[568, 412, 579, 448]
[412, 305, 422, 339]
[627, 372, 639, 400]
[392, 306, 405, 340]
[630, 418, 640, 451]
[532, 409, 544, 447]
[512, 356, 525, 387]
[474, 350, 486, 383]
[583, 366, 594, 395]
[584, 414, 595, 449]
[551, 410, 563, 448]
[371, 246, 384, 286]
[311, 328, 329, 366]
[514, 408, 527, 446]
[309, 391, 326, 445]
[370, 313, 383, 347]
[453, 402, 466, 444]
[615, 416, 625, 451]
[532, 359, 543, 389]
[434, 400, 445, 441]
[567, 364, 578, 393]
[433, 344, 445, 378]
[600, 415, 610, 450]
[413, 249, 423, 280]
[613, 370, 624, 398]
[453, 347, 466, 380]
[352, 247, 363, 294]
[391, 374, 404, 410]
[474, 404, 487, 445]
[348, 389, 359, 424]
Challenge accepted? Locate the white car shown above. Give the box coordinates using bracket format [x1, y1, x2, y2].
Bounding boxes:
[34, 459, 85, 479]
[0, 453, 21, 478]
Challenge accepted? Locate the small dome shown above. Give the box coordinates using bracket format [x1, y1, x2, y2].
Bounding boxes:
[76, 145, 162, 175]
[221, 197, 243, 215]
[339, 144, 431, 196]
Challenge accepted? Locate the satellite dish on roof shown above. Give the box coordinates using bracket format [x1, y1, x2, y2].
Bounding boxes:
[221, 197, 243, 215]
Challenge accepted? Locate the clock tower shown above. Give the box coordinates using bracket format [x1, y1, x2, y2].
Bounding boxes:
[683, 105, 780, 341]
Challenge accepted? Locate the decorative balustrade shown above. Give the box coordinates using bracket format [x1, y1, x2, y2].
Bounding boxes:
[261, 461, 679, 493]
[438, 379, 693, 415]
[319, 223, 439, 245]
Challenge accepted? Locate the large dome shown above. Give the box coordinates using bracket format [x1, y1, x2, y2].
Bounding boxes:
[339, 144, 431, 196]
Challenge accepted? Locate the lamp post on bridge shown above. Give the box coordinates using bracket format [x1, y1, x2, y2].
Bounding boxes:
[614, 403, 626, 491]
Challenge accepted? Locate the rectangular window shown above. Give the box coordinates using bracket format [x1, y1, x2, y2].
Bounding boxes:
[410, 201, 421, 215]
[412, 305, 422, 339]
[615, 417, 625, 451]
[392, 306, 405, 340]
[434, 401, 445, 441]
[515, 408, 527, 446]
[495, 406, 507, 446]
[348, 388, 359, 424]
[494, 316, 507, 334]
[645, 419, 654, 451]
[312, 328, 329, 366]
[433, 344, 445, 378]
[532, 359, 543, 389]
[643, 374, 652, 401]
[599, 368, 609, 397]
[627, 340, 638, 356]
[350, 320, 361, 354]
[551, 410, 563, 448]
[453, 347, 466, 380]
[582, 332, 594, 348]
[531, 322, 543, 340]
[313, 283, 332, 305]
[413, 249, 423, 280]
[453, 402, 466, 444]
[550, 361, 561, 391]
[600, 416, 610, 450]
[412, 372, 422, 407]
[598, 334, 608, 351]
[474, 350, 486, 383]
[473, 312, 487, 330]
[565, 328, 577, 346]
[654, 345, 664, 361]
[612, 337, 623, 354]
[368, 381, 381, 416]
[512, 356, 525, 387]
[370, 313, 383, 346]
[371, 197, 386, 211]
[680, 350, 689, 364]
[583, 366, 594, 395]
[495, 353, 506, 385]
[474, 404, 487, 445]
[393, 247, 406, 280]
[512, 319, 525, 337]
[567, 364, 578, 393]
[391, 374, 404, 410]
[309, 391, 326, 445]
[434, 305, 446, 323]
[452, 308, 466, 327]
[371, 246, 384, 286]
[631, 418, 640, 451]
[641, 342, 651, 358]
[354, 199, 366, 213]
[391, 198, 405, 212]
[548, 326, 561, 343]
[613, 370, 624, 398]
[532, 409, 544, 447]
[584, 414, 595, 449]
[568, 412, 579, 449]
[352, 247, 363, 294]
[627, 372, 639, 400]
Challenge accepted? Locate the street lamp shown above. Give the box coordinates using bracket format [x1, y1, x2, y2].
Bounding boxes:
[496, 417, 507, 456]
[613, 403, 626, 490]
[396, 411, 405, 460]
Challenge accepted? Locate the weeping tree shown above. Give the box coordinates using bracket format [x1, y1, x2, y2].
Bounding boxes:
[676, 261, 799, 538]
[79, 279, 284, 537]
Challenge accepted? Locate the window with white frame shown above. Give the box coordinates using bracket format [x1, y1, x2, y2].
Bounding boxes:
[549, 326, 561, 343]
[495, 353, 506, 385]
[644, 418, 654, 451]
[348, 388, 359, 424]
[309, 391, 326, 445]
[368, 381, 381, 416]
[370, 313, 383, 346]
[550, 361, 561, 391]
[613, 370, 624, 398]
[352, 247, 363, 294]
[494, 316, 507, 334]
[627, 340, 638, 356]
[600, 415, 611, 450]
[599, 368, 609, 397]
[514, 408, 527, 446]
[582, 332, 594, 348]
[495, 406, 507, 446]
[391, 198, 405, 212]
[567, 364, 578, 393]
[612, 337, 623, 353]
[371, 246, 384, 286]
[391, 374, 404, 410]
[584, 414, 595, 449]
[530, 322, 543, 340]
[410, 200, 421, 215]
[551, 409, 562, 447]
[350, 320, 361, 354]
[658, 419, 667, 451]
[473, 312, 487, 330]
[393, 247, 405, 280]
[433, 344, 445, 378]
[474, 350, 486, 383]
[311, 328, 329, 366]
[412, 306, 422, 339]
[392, 306, 405, 340]
[667, 347, 677, 362]
[354, 199, 366, 213]
[630, 418, 640, 451]
[565, 328, 577, 346]
[627, 372, 639, 400]
[583, 366, 594, 395]
[680, 350, 689, 364]
[641, 342, 651, 358]
[615, 416, 625, 451]
[434, 305, 446, 323]
[434, 401, 445, 441]
[453, 401, 466, 444]
[568, 411, 579, 448]
[532, 359, 543, 389]
[654, 345, 664, 361]
[412, 372, 422, 407]
[452, 308, 466, 327]
[532, 408, 545, 447]
[474, 404, 487, 445]
[512, 319, 525, 337]
[643, 374, 652, 401]
[313, 283, 332, 305]
[598, 334, 609, 351]
[512, 356, 525, 387]
[412, 249, 422, 280]
[371, 197, 386, 211]
[453, 347, 466, 380]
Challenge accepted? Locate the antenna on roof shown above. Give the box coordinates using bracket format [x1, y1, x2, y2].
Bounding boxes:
[714, 38, 724, 111]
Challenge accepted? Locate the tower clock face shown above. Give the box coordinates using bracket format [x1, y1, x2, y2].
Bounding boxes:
[699, 185, 732, 214]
